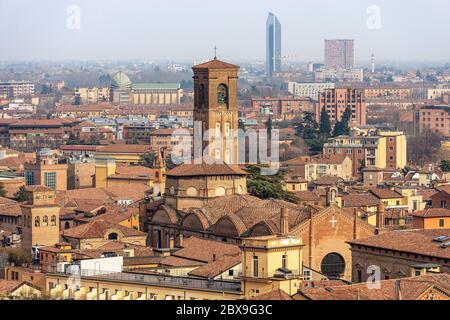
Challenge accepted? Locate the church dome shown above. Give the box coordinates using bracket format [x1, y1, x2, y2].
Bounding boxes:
[111, 71, 132, 89]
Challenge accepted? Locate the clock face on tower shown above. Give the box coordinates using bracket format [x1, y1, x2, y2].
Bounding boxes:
[217, 84, 228, 106]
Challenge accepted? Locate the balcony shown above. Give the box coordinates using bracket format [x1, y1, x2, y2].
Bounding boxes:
[52, 269, 242, 293]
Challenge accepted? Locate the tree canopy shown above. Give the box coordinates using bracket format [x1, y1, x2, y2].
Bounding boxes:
[245, 165, 298, 203]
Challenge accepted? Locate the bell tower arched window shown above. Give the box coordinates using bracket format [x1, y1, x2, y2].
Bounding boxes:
[217, 84, 228, 107]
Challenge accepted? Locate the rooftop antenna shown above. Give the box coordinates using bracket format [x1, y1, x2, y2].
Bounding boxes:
[214, 46, 217, 60]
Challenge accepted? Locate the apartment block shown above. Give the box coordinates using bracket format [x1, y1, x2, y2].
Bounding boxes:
[323, 128, 407, 177]
[419, 105, 450, 138]
[315, 88, 367, 126]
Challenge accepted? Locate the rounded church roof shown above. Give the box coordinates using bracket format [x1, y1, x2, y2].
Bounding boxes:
[111, 71, 132, 88]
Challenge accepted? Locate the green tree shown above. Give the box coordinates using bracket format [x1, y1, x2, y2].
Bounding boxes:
[440, 160, 450, 172]
[415, 70, 422, 78]
[319, 107, 331, 139]
[7, 248, 32, 265]
[333, 106, 352, 137]
[14, 186, 28, 202]
[140, 152, 157, 168]
[238, 119, 246, 132]
[0, 182, 6, 198]
[245, 165, 298, 203]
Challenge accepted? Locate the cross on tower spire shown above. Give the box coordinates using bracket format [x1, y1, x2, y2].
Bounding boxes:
[214, 46, 217, 60]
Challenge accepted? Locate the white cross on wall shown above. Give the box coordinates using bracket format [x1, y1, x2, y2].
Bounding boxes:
[329, 215, 337, 229]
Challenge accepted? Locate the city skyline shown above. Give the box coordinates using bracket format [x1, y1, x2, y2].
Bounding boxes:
[0, 0, 449, 63]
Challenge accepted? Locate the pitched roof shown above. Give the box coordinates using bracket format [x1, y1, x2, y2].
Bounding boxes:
[96, 144, 153, 154]
[341, 194, 380, 207]
[172, 236, 240, 263]
[63, 220, 146, 239]
[192, 58, 239, 70]
[347, 229, 450, 259]
[297, 274, 450, 300]
[411, 208, 450, 218]
[315, 175, 343, 185]
[369, 188, 403, 199]
[0, 280, 26, 294]
[188, 254, 241, 279]
[292, 191, 320, 202]
[250, 289, 294, 300]
[166, 163, 248, 177]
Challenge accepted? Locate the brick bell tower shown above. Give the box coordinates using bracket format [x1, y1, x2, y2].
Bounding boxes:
[192, 56, 239, 164]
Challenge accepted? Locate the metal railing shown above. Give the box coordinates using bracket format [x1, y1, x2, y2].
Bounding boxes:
[55, 268, 242, 293]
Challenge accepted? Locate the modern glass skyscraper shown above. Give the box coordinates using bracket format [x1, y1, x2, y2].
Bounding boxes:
[266, 12, 281, 77]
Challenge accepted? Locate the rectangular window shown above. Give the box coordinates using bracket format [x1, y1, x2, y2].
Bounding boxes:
[44, 172, 57, 190]
[253, 256, 259, 277]
[25, 171, 34, 185]
[439, 219, 445, 228]
[282, 254, 287, 270]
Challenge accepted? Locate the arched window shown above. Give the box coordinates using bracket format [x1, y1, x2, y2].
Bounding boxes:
[215, 187, 226, 197]
[225, 122, 230, 137]
[217, 84, 228, 107]
[215, 149, 221, 160]
[186, 187, 198, 197]
[51, 215, 56, 226]
[34, 216, 40, 227]
[321, 253, 345, 279]
[199, 84, 206, 107]
[108, 233, 118, 241]
[215, 122, 221, 138]
[42, 216, 48, 227]
[225, 149, 231, 164]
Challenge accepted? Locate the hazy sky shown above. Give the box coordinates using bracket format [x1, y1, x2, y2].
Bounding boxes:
[0, 0, 449, 63]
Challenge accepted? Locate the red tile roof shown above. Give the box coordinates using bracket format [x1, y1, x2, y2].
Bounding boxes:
[348, 229, 450, 259]
[167, 163, 248, 177]
[63, 220, 146, 239]
[411, 208, 450, 218]
[192, 59, 239, 70]
[250, 289, 294, 300]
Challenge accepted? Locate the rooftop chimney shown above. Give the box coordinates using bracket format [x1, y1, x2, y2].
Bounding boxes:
[394, 280, 402, 300]
[376, 202, 385, 231]
[280, 208, 289, 235]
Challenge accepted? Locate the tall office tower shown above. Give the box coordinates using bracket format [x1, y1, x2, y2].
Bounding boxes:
[324, 39, 355, 69]
[371, 53, 375, 73]
[266, 12, 281, 77]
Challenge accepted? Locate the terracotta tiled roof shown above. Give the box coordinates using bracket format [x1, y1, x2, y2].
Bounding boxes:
[369, 188, 403, 199]
[297, 274, 450, 300]
[172, 236, 240, 263]
[293, 191, 320, 202]
[57, 184, 151, 205]
[419, 189, 438, 201]
[348, 229, 450, 259]
[250, 289, 294, 300]
[63, 220, 146, 239]
[192, 59, 239, 70]
[166, 163, 248, 177]
[0, 202, 22, 217]
[188, 254, 241, 279]
[341, 194, 380, 207]
[24, 185, 54, 193]
[411, 208, 450, 218]
[160, 256, 205, 268]
[0, 280, 25, 294]
[315, 175, 342, 185]
[96, 144, 153, 154]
